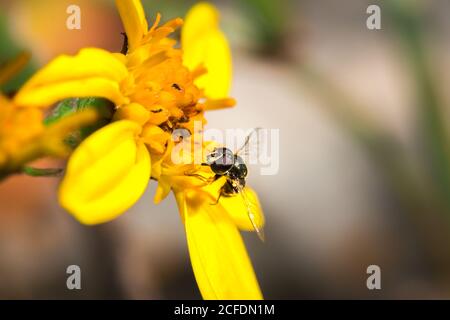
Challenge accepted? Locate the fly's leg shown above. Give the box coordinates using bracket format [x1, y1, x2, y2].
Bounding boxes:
[210, 191, 223, 206]
[183, 172, 217, 184]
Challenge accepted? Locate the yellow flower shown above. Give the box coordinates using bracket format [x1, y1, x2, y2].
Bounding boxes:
[14, 0, 264, 299]
[0, 93, 99, 177]
[0, 53, 98, 177]
[0, 94, 43, 172]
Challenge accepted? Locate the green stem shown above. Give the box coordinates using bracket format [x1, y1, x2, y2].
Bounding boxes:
[23, 166, 64, 177]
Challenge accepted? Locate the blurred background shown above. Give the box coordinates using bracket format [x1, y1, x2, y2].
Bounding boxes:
[1, 0, 450, 299]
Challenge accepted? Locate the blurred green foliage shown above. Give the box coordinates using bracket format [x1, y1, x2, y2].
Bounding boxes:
[299, 0, 450, 282]
[237, 0, 289, 55]
[142, 0, 196, 24]
[385, 0, 450, 209]
[0, 13, 36, 93]
[139, 0, 291, 55]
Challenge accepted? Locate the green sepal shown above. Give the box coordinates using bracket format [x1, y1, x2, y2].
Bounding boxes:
[44, 97, 115, 148]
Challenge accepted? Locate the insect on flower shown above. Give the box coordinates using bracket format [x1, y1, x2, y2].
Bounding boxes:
[11, 0, 264, 299]
[202, 129, 265, 241]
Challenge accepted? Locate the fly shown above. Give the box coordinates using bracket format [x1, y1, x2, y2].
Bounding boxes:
[203, 128, 264, 241]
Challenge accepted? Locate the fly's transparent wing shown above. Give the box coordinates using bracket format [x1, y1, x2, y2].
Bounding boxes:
[236, 182, 265, 242]
[235, 128, 263, 165]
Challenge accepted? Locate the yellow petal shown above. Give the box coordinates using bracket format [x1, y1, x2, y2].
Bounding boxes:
[150, 139, 173, 180]
[154, 178, 171, 204]
[115, 0, 148, 51]
[186, 175, 226, 207]
[14, 48, 128, 108]
[203, 98, 236, 111]
[0, 94, 9, 107]
[59, 120, 151, 225]
[176, 191, 263, 299]
[219, 187, 265, 232]
[182, 3, 219, 45]
[141, 124, 170, 154]
[182, 3, 232, 99]
[113, 102, 150, 126]
[16, 78, 125, 108]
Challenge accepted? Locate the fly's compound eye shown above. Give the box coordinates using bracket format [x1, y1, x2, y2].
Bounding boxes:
[229, 155, 248, 179]
[207, 147, 234, 175]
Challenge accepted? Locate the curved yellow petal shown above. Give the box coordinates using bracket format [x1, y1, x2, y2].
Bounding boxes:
[14, 48, 128, 107]
[16, 77, 125, 109]
[182, 3, 219, 44]
[113, 102, 150, 126]
[220, 187, 265, 232]
[116, 0, 148, 51]
[154, 179, 171, 204]
[59, 120, 151, 225]
[141, 124, 171, 154]
[176, 191, 263, 299]
[182, 3, 232, 99]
